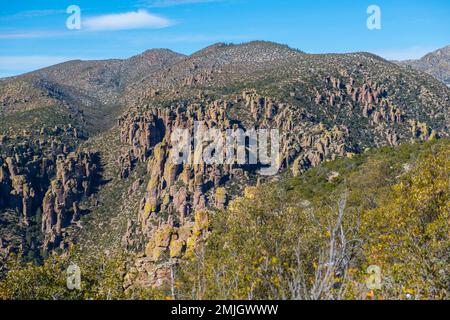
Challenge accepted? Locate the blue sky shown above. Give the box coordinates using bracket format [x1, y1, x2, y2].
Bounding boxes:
[0, 0, 449, 77]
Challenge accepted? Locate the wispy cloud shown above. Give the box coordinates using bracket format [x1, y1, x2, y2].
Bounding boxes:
[14, 9, 65, 18]
[0, 9, 173, 39]
[0, 30, 66, 40]
[83, 9, 173, 31]
[146, 0, 225, 7]
[0, 9, 65, 21]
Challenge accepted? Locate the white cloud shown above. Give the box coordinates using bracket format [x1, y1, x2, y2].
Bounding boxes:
[83, 9, 172, 31]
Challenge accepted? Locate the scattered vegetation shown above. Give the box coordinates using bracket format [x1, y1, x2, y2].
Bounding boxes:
[175, 139, 449, 300]
[0, 41, 448, 300]
[1, 140, 448, 300]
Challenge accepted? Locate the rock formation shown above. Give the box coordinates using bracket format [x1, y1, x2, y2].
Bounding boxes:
[0, 126, 99, 254]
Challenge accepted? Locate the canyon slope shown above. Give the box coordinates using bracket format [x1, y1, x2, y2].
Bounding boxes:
[0, 42, 449, 287]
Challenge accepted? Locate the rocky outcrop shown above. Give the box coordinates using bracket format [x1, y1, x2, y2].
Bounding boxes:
[0, 127, 99, 252]
[116, 91, 353, 288]
[315, 76, 404, 127]
[291, 124, 347, 176]
[41, 151, 97, 250]
[124, 210, 209, 291]
[118, 111, 165, 163]
[118, 82, 444, 289]
[132, 102, 233, 242]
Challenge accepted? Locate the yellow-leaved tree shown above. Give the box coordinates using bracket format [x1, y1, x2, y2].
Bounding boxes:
[362, 143, 449, 299]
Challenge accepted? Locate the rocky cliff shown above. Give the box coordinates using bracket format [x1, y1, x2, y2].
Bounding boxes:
[116, 74, 448, 288]
[0, 125, 99, 265]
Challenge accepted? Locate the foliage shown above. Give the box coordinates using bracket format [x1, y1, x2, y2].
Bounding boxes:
[1, 140, 448, 300]
[0, 248, 130, 300]
[176, 140, 449, 300]
[361, 142, 449, 299]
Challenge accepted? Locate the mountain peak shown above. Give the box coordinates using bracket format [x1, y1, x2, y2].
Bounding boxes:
[397, 44, 450, 86]
[421, 45, 450, 60]
[191, 41, 303, 57]
[133, 48, 186, 60]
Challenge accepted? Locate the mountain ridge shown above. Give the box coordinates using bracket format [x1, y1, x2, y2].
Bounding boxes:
[395, 45, 450, 86]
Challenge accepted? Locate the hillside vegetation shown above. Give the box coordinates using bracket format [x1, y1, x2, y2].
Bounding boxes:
[1, 139, 448, 300]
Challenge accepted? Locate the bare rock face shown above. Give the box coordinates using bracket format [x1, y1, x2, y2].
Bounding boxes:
[117, 150, 134, 179]
[124, 210, 209, 291]
[118, 81, 444, 289]
[134, 103, 233, 243]
[0, 126, 99, 254]
[118, 111, 165, 162]
[41, 151, 97, 250]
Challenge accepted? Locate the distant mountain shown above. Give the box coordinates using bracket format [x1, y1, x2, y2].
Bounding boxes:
[0, 49, 185, 133]
[396, 45, 450, 86]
